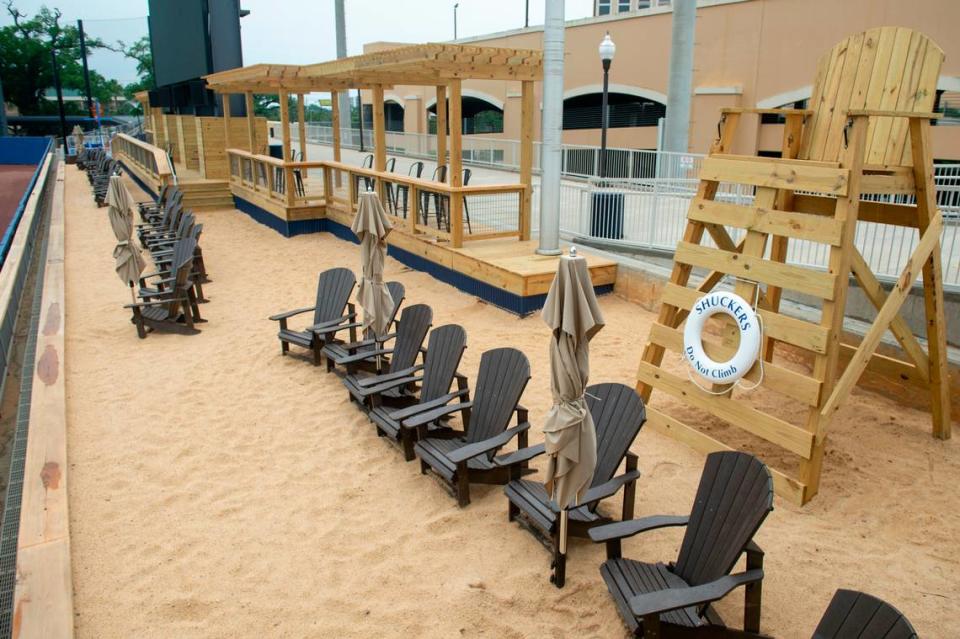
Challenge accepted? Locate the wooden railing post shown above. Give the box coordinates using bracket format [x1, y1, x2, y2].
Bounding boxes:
[519, 80, 534, 241]
[410, 185, 419, 234]
[372, 84, 387, 201]
[448, 79, 464, 247]
[323, 164, 333, 207]
[331, 90, 342, 188]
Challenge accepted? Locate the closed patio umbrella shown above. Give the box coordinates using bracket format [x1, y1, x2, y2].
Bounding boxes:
[71, 125, 84, 158]
[352, 190, 394, 367]
[107, 175, 146, 303]
[541, 246, 605, 588]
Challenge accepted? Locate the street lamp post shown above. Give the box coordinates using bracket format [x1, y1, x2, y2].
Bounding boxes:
[454, 3, 459, 40]
[598, 32, 616, 178]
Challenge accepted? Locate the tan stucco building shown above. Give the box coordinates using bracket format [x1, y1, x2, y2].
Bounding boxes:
[363, 0, 960, 160]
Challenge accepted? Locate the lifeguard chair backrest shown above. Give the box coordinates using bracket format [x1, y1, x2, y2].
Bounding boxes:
[799, 27, 943, 166]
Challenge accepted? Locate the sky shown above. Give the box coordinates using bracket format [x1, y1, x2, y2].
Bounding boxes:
[0, 0, 594, 86]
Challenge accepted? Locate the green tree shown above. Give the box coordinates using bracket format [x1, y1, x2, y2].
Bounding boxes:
[0, 1, 121, 115]
[119, 35, 153, 96]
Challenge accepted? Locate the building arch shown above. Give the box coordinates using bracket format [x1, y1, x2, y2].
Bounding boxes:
[563, 83, 668, 106]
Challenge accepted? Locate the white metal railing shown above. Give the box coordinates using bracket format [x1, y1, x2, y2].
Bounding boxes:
[540, 166, 960, 289]
[274, 120, 960, 287]
[276, 121, 673, 179]
[68, 120, 143, 157]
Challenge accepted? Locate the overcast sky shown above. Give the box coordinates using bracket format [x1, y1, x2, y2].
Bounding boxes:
[0, 0, 593, 86]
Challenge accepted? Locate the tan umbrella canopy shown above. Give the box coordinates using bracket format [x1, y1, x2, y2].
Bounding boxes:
[106, 176, 146, 301]
[541, 247, 605, 586]
[352, 191, 394, 340]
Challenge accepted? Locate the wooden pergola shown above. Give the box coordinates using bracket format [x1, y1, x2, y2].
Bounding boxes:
[205, 44, 543, 244]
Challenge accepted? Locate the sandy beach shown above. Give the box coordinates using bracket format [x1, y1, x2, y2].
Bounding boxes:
[64, 165, 959, 638]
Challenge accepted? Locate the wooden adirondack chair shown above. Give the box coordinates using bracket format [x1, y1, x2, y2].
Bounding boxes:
[269, 267, 357, 365]
[412, 347, 532, 507]
[589, 451, 774, 638]
[322, 281, 407, 373]
[813, 589, 917, 639]
[126, 238, 200, 339]
[637, 27, 951, 506]
[342, 303, 433, 406]
[366, 324, 468, 461]
[504, 383, 646, 586]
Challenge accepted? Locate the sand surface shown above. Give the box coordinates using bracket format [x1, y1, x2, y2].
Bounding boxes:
[64, 165, 958, 638]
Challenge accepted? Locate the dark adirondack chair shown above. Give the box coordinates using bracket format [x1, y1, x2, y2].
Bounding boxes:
[140, 188, 183, 225]
[147, 223, 207, 303]
[367, 324, 467, 461]
[342, 303, 433, 407]
[125, 238, 200, 339]
[269, 268, 357, 365]
[588, 451, 774, 638]
[813, 590, 917, 639]
[504, 383, 646, 585]
[412, 347, 532, 507]
[137, 182, 170, 219]
[322, 281, 406, 373]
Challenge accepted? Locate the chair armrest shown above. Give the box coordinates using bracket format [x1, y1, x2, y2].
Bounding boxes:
[580, 469, 642, 505]
[721, 107, 813, 116]
[391, 389, 471, 423]
[588, 515, 689, 543]
[493, 442, 546, 468]
[628, 570, 764, 618]
[269, 306, 316, 321]
[354, 364, 422, 387]
[336, 347, 393, 366]
[400, 400, 473, 429]
[341, 331, 397, 354]
[352, 373, 421, 397]
[124, 298, 180, 309]
[308, 312, 358, 333]
[847, 109, 942, 119]
[447, 422, 531, 463]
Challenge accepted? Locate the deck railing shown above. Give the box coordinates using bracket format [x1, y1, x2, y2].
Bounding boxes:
[226, 148, 527, 247]
[112, 133, 173, 186]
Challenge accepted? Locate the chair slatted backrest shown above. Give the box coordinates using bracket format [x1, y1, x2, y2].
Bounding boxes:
[385, 281, 406, 327]
[419, 324, 467, 403]
[389, 303, 432, 374]
[586, 383, 646, 489]
[813, 589, 917, 639]
[313, 268, 356, 326]
[800, 27, 943, 166]
[673, 452, 774, 588]
[466, 348, 530, 447]
[161, 237, 197, 318]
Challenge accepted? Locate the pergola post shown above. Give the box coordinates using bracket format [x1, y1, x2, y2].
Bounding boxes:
[331, 89, 342, 187]
[372, 84, 387, 200]
[221, 93, 233, 180]
[244, 91, 256, 153]
[279, 89, 295, 205]
[519, 80, 534, 241]
[448, 79, 464, 247]
[221, 93, 232, 146]
[296, 93, 307, 161]
[435, 85, 447, 172]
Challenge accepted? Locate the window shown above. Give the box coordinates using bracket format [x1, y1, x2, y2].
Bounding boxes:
[597, 0, 611, 16]
[637, 0, 651, 8]
[618, 0, 631, 12]
[562, 92, 666, 130]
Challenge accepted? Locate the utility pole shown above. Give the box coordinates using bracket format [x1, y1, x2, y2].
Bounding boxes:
[77, 20, 94, 117]
[454, 3, 459, 40]
[50, 48, 68, 154]
[537, 0, 564, 255]
[334, 0, 352, 146]
[525, 0, 529, 28]
[663, 0, 696, 153]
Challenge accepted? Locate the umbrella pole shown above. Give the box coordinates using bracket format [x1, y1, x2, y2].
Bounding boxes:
[552, 510, 568, 588]
[128, 282, 137, 305]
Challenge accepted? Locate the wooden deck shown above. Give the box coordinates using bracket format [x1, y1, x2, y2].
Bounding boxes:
[323, 204, 617, 312]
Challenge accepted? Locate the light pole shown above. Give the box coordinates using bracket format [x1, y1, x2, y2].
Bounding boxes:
[598, 32, 616, 178]
[453, 3, 459, 40]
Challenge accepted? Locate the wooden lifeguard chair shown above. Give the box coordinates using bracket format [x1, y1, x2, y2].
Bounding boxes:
[637, 27, 952, 505]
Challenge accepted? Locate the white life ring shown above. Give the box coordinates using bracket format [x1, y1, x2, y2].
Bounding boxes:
[683, 292, 761, 385]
